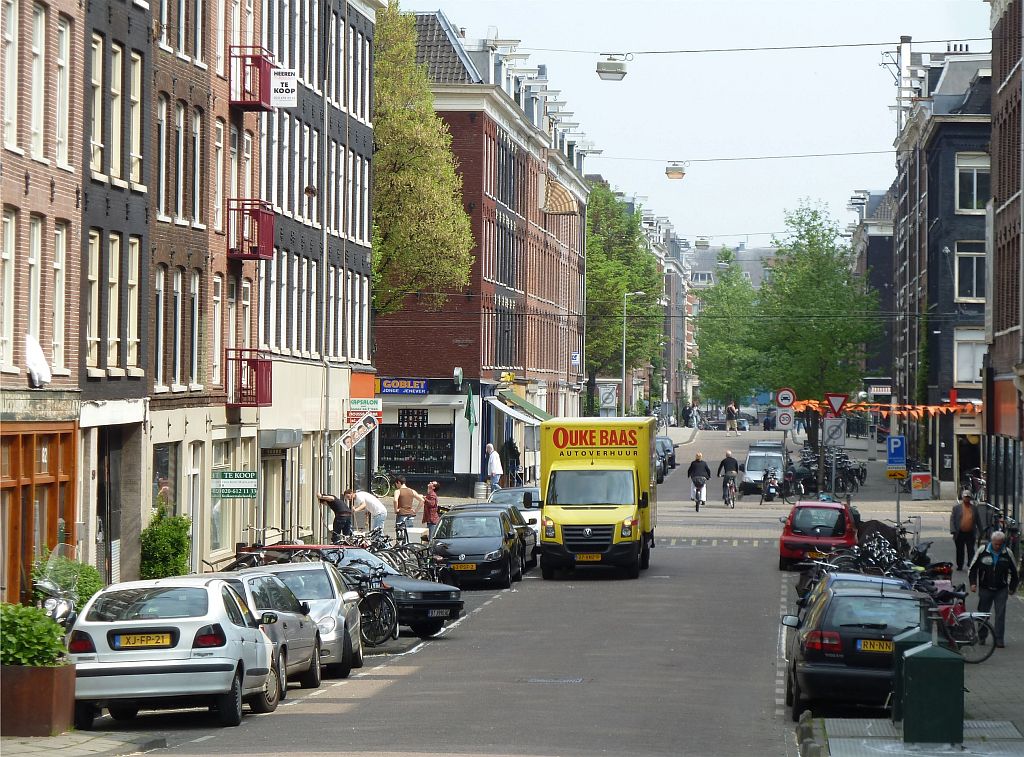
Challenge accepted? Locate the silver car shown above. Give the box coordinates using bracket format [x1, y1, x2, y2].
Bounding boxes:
[69, 577, 277, 730]
[260, 562, 363, 678]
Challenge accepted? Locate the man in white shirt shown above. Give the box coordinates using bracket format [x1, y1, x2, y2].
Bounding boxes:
[345, 488, 388, 532]
[486, 443, 503, 491]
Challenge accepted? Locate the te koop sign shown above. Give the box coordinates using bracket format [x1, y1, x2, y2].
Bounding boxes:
[270, 69, 298, 108]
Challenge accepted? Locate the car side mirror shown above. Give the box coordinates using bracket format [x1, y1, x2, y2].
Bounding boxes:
[526, 518, 537, 526]
[300, 601, 311, 616]
[781, 615, 800, 628]
[779, 516, 788, 524]
[739, 464, 746, 472]
[523, 492, 532, 509]
[341, 590, 361, 604]
[507, 530, 517, 540]
[261, 611, 279, 625]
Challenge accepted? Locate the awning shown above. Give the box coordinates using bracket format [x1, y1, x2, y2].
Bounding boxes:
[540, 174, 579, 215]
[485, 396, 540, 426]
[498, 389, 552, 421]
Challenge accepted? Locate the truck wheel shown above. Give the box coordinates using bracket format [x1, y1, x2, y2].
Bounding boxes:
[625, 547, 641, 579]
[640, 537, 651, 570]
[541, 564, 554, 580]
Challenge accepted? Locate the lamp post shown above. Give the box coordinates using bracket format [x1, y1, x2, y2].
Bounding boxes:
[622, 290, 645, 415]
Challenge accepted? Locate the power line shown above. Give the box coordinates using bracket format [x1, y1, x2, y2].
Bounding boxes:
[518, 37, 992, 56]
[591, 149, 895, 163]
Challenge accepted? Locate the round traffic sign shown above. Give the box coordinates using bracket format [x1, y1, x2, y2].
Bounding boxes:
[776, 387, 796, 408]
[777, 410, 794, 428]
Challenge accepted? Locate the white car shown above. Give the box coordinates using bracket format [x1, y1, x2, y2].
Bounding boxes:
[69, 576, 278, 730]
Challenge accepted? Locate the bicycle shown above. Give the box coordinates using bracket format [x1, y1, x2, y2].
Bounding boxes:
[337, 564, 399, 647]
[927, 587, 997, 664]
[723, 475, 737, 509]
[692, 477, 707, 512]
[370, 469, 392, 497]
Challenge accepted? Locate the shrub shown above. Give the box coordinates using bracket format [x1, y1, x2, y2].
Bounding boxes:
[140, 506, 192, 579]
[32, 550, 105, 605]
[0, 603, 67, 666]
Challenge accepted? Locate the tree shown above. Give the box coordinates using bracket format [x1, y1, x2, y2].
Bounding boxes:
[583, 183, 664, 414]
[371, 1, 474, 315]
[693, 250, 761, 403]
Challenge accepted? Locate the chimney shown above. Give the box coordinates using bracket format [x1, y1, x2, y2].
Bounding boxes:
[459, 27, 466, 38]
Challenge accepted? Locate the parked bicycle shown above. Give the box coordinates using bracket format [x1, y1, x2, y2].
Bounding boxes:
[337, 562, 399, 647]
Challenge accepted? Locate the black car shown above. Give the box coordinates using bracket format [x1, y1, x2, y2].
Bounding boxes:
[431, 510, 523, 587]
[327, 548, 464, 638]
[454, 502, 538, 569]
[487, 486, 541, 509]
[781, 586, 924, 721]
[655, 436, 678, 468]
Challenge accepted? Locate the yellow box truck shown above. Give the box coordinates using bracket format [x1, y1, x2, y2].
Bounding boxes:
[536, 417, 657, 579]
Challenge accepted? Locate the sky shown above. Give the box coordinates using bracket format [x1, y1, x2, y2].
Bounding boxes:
[418, 0, 991, 247]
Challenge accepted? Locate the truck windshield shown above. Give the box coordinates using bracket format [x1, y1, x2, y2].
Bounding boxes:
[547, 469, 635, 506]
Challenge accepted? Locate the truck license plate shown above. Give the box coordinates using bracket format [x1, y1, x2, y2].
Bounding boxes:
[575, 553, 601, 562]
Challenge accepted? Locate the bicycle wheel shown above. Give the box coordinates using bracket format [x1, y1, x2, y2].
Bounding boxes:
[949, 616, 997, 664]
[370, 473, 391, 498]
[359, 591, 398, 647]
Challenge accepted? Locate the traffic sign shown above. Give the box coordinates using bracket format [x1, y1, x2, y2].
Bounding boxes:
[887, 467, 908, 480]
[824, 393, 848, 417]
[822, 417, 847, 447]
[886, 435, 907, 467]
[776, 387, 796, 408]
[776, 409, 794, 430]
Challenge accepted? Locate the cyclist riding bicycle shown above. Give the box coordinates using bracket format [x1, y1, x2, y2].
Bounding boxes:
[687, 452, 712, 512]
[717, 450, 740, 506]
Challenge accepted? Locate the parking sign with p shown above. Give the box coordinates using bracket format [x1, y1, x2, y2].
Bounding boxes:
[886, 435, 906, 467]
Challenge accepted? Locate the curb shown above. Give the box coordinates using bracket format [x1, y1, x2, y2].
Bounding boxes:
[676, 426, 699, 446]
[95, 735, 167, 757]
[0, 734, 167, 757]
[795, 712, 829, 756]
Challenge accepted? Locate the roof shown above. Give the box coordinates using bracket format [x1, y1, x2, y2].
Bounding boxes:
[829, 586, 925, 600]
[413, 11, 482, 84]
[99, 576, 224, 589]
[792, 500, 847, 510]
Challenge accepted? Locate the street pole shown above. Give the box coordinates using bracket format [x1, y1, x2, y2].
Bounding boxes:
[621, 290, 645, 416]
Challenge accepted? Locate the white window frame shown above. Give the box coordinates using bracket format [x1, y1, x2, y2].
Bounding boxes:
[953, 328, 986, 386]
[107, 232, 121, 366]
[214, 120, 225, 230]
[362, 34, 370, 122]
[292, 118, 300, 215]
[954, 241, 986, 304]
[87, 231, 101, 367]
[212, 274, 222, 384]
[310, 261, 317, 355]
[154, 266, 166, 385]
[242, 130, 252, 197]
[157, 96, 169, 217]
[0, 209, 13, 366]
[280, 115, 289, 213]
[50, 222, 66, 368]
[302, 124, 310, 220]
[90, 34, 104, 173]
[310, 129, 318, 224]
[176, 0, 186, 53]
[27, 216, 41, 339]
[361, 274, 369, 361]
[240, 279, 251, 348]
[172, 268, 183, 385]
[174, 103, 185, 219]
[266, 112, 277, 208]
[955, 153, 990, 215]
[227, 277, 237, 349]
[192, 0, 203, 63]
[189, 270, 200, 385]
[2, 0, 19, 148]
[191, 110, 202, 223]
[327, 265, 335, 356]
[126, 237, 140, 367]
[129, 53, 142, 184]
[277, 249, 287, 348]
[290, 254, 298, 351]
[29, 3, 46, 159]
[109, 43, 123, 179]
[158, 0, 169, 46]
[299, 257, 307, 352]
[54, 17, 71, 166]
[214, 0, 224, 75]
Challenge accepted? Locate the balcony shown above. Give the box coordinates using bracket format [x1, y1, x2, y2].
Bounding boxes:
[229, 46, 275, 111]
[227, 199, 275, 260]
[225, 349, 273, 407]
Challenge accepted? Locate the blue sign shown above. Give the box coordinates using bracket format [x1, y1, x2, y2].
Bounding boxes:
[887, 435, 906, 466]
[379, 378, 428, 395]
[571, 351, 581, 367]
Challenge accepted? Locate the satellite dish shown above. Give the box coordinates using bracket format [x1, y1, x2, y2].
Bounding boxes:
[25, 334, 52, 388]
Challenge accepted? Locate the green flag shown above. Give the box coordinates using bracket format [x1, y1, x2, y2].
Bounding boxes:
[465, 384, 476, 435]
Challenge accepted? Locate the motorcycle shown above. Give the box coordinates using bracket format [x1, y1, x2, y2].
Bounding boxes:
[35, 543, 81, 630]
[760, 468, 779, 503]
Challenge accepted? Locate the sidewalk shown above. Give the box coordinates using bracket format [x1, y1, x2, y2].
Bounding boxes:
[0, 732, 165, 757]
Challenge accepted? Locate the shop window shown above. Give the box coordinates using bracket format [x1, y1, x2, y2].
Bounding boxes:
[35, 435, 51, 473]
[153, 442, 180, 514]
[379, 422, 454, 477]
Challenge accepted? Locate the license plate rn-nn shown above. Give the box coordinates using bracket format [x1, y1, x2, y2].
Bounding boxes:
[452, 563, 476, 571]
[575, 553, 602, 562]
[116, 633, 172, 649]
[857, 639, 893, 653]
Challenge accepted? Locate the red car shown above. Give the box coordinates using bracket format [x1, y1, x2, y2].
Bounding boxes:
[778, 500, 858, 570]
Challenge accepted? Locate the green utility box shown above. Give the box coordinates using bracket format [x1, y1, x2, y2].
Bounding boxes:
[902, 642, 964, 744]
[891, 626, 931, 722]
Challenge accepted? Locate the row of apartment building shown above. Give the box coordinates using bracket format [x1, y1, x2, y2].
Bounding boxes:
[849, 1, 1022, 525]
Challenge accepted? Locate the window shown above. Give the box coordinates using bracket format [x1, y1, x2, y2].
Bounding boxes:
[954, 328, 986, 385]
[302, 124, 310, 220]
[176, 0, 185, 52]
[310, 261, 317, 354]
[191, 110, 202, 223]
[109, 44, 123, 178]
[227, 278, 237, 349]
[126, 237, 140, 367]
[213, 120, 224, 230]
[241, 279, 251, 348]
[158, 0, 168, 46]
[2, 0, 18, 147]
[214, 0, 224, 75]
[129, 53, 142, 183]
[212, 274, 222, 384]
[52, 223, 66, 368]
[0, 209, 13, 365]
[55, 18, 71, 165]
[90, 35, 104, 172]
[157, 96, 168, 216]
[955, 241, 985, 302]
[30, 4, 45, 159]
[242, 131, 252, 197]
[174, 103, 185, 218]
[290, 254, 298, 351]
[86, 231, 100, 366]
[956, 153, 990, 213]
[299, 257, 307, 351]
[154, 266, 166, 383]
[280, 114, 290, 213]
[189, 271, 200, 384]
[107, 233, 121, 366]
[192, 0, 203, 62]
[327, 266, 335, 356]
[27, 216, 41, 339]
[153, 441, 179, 513]
[172, 268, 182, 384]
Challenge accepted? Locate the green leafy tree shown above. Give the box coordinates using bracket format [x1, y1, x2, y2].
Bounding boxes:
[693, 249, 761, 403]
[371, 0, 474, 315]
[584, 183, 664, 414]
[140, 507, 192, 579]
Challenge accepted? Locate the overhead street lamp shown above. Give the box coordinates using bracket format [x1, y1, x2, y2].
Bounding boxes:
[622, 290, 645, 415]
[596, 53, 630, 81]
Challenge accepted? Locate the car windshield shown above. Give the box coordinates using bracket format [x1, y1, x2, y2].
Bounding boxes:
[827, 597, 920, 630]
[87, 587, 209, 621]
[791, 507, 846, 536]
[747, 454, 783, 472]
[547, 469, 635, 506]
[276, 570, 335, 600]
[436, 515, 502, 539]
[332, 548, 399, 576]
[656, 440, 672, 454]
[488, 489, 537, 506]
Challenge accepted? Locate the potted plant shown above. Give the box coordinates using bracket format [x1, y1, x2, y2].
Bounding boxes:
[0, 602, 76, 736]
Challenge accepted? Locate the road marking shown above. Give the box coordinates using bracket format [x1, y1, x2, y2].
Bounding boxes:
[189, 734, 217, 743]
[711, 539, 718, 547]
[732, 539, 739, 547]
[753, 540, 760, 547]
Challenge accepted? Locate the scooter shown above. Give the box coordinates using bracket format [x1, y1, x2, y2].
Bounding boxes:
[35, 544, 80, 630]
[760, 468, 780, 503]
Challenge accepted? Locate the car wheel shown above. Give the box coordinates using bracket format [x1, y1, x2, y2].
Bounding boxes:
[327, 628, 353, 679]
[352, 632, 365, 668]
[248, 655, 281, 713]
[790, 672, 808, 723]
[779, 556, 790, 571]
[541, 564, 554, 580]
[785, 668, 793, 706]
[513, 551, 525, 582]
[215, 671, 243, 727]
[277, 650, 288, 700]
[527, 546, 538, 569]
[497, 557, 513, 589]
[108, 705, 139, 721]
[410, 619, 445, 638]
[298, 642, 322, 689]
[74, 702, 96, 731]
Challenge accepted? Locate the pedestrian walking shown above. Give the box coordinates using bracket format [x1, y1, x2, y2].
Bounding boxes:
[346, 488, 388, 532]
[949, 491, 981, 571]
[687, 452, 712, 512]
[968, 531, 1019, 648]
[393, 476, 424, 530]
[422, 481, 441, 539]
[681, 403, 693, 429]
[486, 442, 503, 491]
[317, 491, 352, 543]
[725, 401, 739, 436]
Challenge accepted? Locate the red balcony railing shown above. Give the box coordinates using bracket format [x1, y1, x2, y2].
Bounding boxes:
[229, 46, 275, 111]
[225, 349, 273, 407]
[227, 199, 275, 260]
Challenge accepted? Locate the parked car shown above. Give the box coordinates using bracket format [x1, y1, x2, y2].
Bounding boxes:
[656, 436, 678, 468]
[430, 510, 524, 588]
[487, 486, 542, 539]
[778, 500, 858, 570]
[455, 501, 538, 568]
[782, 586, 925, 721]
[258, 562, 363, 678]
[796, 572, 911, 620]
[328, 547, 463, 638]
[205, 569, 322, 697]
[69, 577, 277, 730]
[741, 444, 789, 494]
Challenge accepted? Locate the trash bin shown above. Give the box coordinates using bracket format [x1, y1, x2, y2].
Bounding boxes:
[902, 642, 964, 744]
[891, 625, 931, 722]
